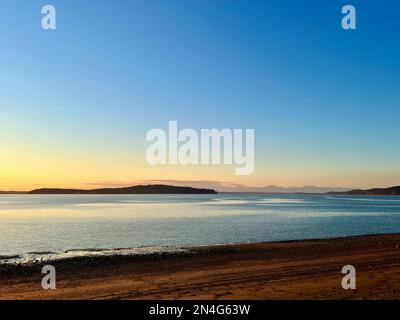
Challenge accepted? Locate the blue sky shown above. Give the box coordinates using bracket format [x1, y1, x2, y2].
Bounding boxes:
[0, 0, 400, 190]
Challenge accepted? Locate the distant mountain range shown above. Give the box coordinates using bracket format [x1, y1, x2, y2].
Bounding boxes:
[327, 186, 400, 196]
[0, 185, 217, 195]
[224, 185, 350, 194]
[142, 180, 351, 193]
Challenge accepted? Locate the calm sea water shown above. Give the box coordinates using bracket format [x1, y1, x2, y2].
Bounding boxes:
[1, 193, 400, 263]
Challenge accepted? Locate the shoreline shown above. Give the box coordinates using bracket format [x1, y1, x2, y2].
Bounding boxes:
[1, 233, 400, 299]
[1, 232, 397, 269]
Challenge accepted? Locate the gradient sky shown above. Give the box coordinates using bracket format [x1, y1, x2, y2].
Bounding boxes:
[1, 0, 400, 191]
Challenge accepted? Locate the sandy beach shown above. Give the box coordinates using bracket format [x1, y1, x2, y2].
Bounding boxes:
[1, 234, 400, 300]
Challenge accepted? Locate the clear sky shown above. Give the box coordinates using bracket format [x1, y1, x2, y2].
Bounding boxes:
[1, 0, 400, 191]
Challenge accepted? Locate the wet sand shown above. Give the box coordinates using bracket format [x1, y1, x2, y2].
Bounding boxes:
[1, 234, 400, 300]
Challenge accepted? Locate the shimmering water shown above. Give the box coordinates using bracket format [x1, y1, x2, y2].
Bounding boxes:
[1, 193, 400, 263]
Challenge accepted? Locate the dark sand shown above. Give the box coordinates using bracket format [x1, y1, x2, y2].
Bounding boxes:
[1, 234, 400, 300]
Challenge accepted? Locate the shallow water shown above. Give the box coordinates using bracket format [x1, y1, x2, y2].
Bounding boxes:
[1, 193, 400, 263]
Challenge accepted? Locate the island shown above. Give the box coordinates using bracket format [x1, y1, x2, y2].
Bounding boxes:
[327, 185, 400, 196]
[27, 184, 217, 195]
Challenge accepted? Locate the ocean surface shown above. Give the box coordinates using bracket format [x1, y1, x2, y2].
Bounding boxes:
[1, 193, 400, 264]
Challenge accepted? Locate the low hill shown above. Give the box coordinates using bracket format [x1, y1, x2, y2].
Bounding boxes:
[28, 184, 217, 195]
[327, 186, 400, 196]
